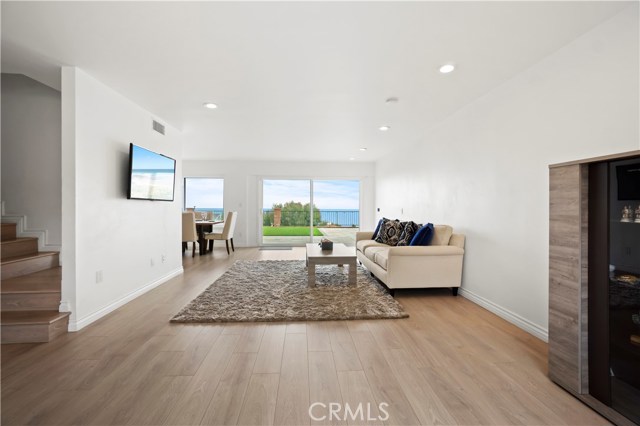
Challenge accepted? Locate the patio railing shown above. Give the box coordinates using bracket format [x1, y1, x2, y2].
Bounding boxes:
[263, 209, 359, 227]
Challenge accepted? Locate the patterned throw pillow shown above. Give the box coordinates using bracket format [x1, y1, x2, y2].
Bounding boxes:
[373, 218, 388, 243]
[371, 218, 385, 240]
[374, 219, 403, 246]
[397, 221, 421, 246]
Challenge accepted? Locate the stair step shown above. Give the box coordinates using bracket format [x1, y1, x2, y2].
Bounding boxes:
[1, 266, 61, 292]
[1, 237, 38, 260]
[1, 267, 61, 311]
[1, 293, 61, 311]
[1, 310, 69, 325]
[1, 311, 70, 343]
[1, 223, 17, 241]
[1, 252, 59, 280]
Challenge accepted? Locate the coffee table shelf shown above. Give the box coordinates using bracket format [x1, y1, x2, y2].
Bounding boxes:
[305, 243, 357, 287]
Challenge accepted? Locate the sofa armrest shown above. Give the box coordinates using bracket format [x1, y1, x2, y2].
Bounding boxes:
[356, 231, 374, 242]
[387, 246, 464, 257]
[449, 234, 465, 249]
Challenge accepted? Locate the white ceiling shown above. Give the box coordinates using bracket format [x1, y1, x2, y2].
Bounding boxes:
[1, 1, 631, 162]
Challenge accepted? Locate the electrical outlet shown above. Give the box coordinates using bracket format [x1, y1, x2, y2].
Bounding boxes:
[96, 270, 103, 284]
[150, 258, 155, 267]
[161, 254, 166, 263]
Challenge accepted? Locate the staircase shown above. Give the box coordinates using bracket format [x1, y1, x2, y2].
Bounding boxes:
[1, 222, 70, 343]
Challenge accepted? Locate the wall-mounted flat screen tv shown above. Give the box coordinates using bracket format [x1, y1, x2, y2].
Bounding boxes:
[127, 143, 176, 201]
[616, 162, 640, 200]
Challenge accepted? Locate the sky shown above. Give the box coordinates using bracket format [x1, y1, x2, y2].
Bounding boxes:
[262, 179, 359, 210]
[184, 178, 360, 210]
[131, 145, 175, 171]
[185, 178, 224, 208]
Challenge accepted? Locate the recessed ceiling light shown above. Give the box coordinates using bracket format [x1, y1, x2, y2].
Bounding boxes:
[385, 97, 399, 104]
[203, 102, 218, 109]
[379, 126, 390, 132]
[359, 148, 367, 151]
[439, 64, 455, 74]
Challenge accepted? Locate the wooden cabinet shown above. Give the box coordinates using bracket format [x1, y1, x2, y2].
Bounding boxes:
[548, 150, 640, 426]
[548, 164, 588, 393]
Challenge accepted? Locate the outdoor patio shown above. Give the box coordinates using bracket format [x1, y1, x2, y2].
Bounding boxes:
[262, 227, 359, 246]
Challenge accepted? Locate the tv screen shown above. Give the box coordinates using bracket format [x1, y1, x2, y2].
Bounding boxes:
[617, 162, 640, 200]
[127, 143, 176, 201]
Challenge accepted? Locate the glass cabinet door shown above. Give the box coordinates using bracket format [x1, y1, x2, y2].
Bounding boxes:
[608, 159, 640, 424]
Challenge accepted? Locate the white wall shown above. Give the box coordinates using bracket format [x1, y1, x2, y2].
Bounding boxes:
[375, 6, 640, 340]
[1, 73, 62, 249]
[183, 160, 376, 246]
[61, 67, 183, 331]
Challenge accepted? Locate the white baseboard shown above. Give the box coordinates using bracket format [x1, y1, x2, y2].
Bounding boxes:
[1, 213, 61, 252]
[458, 287, 548, 342]
[67, 267, 184, 331]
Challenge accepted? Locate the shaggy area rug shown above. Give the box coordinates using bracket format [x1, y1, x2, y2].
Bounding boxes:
[171, 260, 408, 323]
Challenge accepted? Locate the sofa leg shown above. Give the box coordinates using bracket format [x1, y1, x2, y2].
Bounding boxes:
[452, 287, 458, 296]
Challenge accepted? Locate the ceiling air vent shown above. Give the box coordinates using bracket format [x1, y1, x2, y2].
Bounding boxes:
[152, 120, 165, 135]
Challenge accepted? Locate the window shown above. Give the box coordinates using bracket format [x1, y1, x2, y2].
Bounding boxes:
[184, 178, 224, 221]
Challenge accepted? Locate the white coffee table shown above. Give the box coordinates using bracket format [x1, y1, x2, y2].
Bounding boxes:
[305, 243, 357, 287]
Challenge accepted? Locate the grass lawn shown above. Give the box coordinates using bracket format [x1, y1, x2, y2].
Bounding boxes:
[263, 226, 324, 237]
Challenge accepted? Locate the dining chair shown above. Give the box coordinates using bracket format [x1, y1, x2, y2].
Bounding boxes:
[182, 211, 198, 257]
[205, 211, 238, 255]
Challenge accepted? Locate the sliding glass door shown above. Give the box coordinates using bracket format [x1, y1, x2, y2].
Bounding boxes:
[261, 179, 313, 245]
[312, 180, 360, 246]
[260, 179, 360, 246]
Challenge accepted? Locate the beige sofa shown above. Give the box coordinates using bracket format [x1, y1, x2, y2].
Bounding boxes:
[356, 225, 465, 295]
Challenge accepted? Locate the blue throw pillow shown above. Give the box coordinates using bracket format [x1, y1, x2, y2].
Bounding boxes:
[409, 223, 434, 246]
[371, 218, 385, 240]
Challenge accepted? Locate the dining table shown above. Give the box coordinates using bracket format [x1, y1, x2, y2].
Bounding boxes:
[195, 220, 223, 255]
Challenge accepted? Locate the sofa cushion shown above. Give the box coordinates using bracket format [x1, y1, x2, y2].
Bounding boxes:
[356, 239, 388, 253]
[375, 219, 403, 246]
[397, 221, 421, 246]
[364, 246, 387, 263]
[410, 223, 434, 246]
[374, 249, 389, 270]
[431, 225, 453, 246]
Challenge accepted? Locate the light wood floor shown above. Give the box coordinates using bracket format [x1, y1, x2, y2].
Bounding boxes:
[1, 247, 608, 425]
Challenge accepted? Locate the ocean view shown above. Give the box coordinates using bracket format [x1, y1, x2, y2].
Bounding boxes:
[130, 169, 174, 200]
[193, 208, 360, 227]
